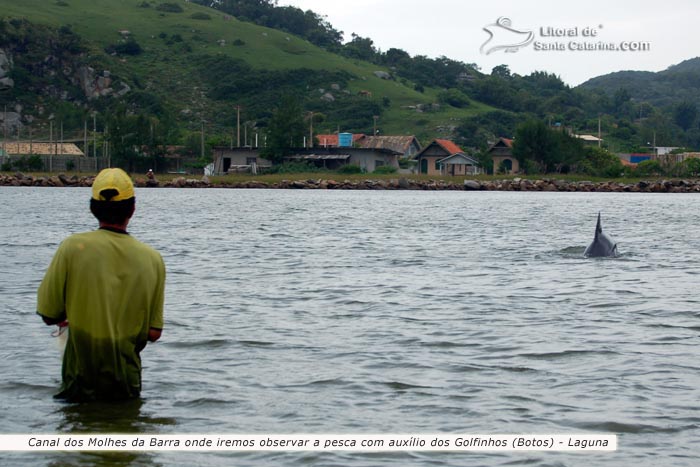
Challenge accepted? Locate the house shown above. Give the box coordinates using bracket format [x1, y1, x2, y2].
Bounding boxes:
[313, 134, 421, 158]
[356, 135, 421, 158]
[413, 139, 480, 176]
[211, 146, 400, 175]
[212, 147, 272, 174]
[488, 138, 518, 174]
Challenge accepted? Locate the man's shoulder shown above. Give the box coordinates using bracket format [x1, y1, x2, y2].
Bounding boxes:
[127, 236, 164, 264]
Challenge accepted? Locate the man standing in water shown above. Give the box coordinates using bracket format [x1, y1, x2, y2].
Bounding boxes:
[37, 168, 165, 402]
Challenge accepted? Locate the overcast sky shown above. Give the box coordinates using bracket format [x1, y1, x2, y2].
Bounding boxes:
[281, 0, 698, 86]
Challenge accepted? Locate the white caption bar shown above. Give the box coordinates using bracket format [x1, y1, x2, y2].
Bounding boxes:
[0, 434, 616, 451]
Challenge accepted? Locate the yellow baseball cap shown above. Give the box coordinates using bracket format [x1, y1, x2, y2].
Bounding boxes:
[91, 168, 135, 201]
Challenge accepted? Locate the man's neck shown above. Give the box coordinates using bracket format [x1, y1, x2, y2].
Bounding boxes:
[99, 222, 129, 234]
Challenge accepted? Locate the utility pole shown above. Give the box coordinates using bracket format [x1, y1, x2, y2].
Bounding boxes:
[49, 120, 53, 172]
[598, 116, 602, 148]
[93, 112, 97, 171]
[236, 105, 241, 147]
[2, 105, 7, 162]
[201, 120, 205, 159]
[60, 121, 64, 158]
[308, 111, 314, 148]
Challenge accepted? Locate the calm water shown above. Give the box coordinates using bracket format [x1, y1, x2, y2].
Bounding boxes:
[1, 186, 699, 466]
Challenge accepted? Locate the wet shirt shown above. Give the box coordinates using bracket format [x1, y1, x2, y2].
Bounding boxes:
[37, 229, 165, 401]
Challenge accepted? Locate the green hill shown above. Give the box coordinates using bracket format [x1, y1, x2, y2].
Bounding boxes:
[579, 57, 700, 110]
[0, 0, 495, 144]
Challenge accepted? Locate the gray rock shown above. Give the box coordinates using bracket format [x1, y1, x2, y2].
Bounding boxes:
[0, 49, 10, 79]
[0, 77, 13, 89]
[464, 180, 481, 190]
[320, 92, 335, 102]
[0, 111, 23, 132]
[373, 70, 391, 79]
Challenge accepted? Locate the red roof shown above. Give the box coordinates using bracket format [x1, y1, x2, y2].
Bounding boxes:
[501, 138, 513, 148]
[435, 139, 463, 155]
[315, 133, 366, 147]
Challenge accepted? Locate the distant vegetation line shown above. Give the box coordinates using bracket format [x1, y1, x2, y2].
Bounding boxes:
[0, 0, 699, 176]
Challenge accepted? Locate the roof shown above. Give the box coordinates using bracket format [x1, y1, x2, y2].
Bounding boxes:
[486, 137, 514, 153]
[357, 135, 420, 154]
[575, 134, 603, 142]
[315, 133, 366, 147]
[434, 139, 463, 155]
[414, 139, 463, 159]
[0, 142, 85, 156]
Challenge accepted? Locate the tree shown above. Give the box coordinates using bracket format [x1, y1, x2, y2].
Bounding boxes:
[512, 120, 557, 173]
[261, 95, 305, 164]
[674, 101, 697, 131]
[491, 64, 512, 79]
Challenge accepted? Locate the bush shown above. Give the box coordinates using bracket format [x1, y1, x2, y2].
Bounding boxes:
[337, 164, 363, 174]
[1, 160, 12, 171]
[232, 39, 246, 46]
[190, 13, 211, 20]
[156, 2, 183, 13]
[10, 155, 44, 172]
[106, 40, 142, 56]
[437, 89, 471, 108]
[373, 165, 397, 174]
[682, 157, 700, 177]
[267, 161, 326, 174]
[635, 159, 664, 177]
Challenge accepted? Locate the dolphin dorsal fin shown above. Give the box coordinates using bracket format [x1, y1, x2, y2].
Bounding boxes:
[595, 212, 602, 238]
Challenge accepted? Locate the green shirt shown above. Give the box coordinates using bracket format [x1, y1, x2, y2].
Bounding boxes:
[37, 229, 165, 401]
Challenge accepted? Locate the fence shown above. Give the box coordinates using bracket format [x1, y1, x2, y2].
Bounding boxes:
[0, 155, 204, 174]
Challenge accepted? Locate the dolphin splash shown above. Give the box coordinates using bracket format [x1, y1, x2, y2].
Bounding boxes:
[584, 213, 618, 258]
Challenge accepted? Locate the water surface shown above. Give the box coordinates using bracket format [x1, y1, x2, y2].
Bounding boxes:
[1, 187, 699, 466]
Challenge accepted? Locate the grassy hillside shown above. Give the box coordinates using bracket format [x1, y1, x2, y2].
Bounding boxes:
[0, 0, 495, 142]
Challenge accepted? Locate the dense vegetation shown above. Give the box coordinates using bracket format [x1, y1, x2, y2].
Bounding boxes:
[1, 0, 700, 178]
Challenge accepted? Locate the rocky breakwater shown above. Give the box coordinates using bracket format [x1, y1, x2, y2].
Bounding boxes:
[0, 172, 93, 187]
[462, 178, 700, 193]
[4, 173, 700, 193]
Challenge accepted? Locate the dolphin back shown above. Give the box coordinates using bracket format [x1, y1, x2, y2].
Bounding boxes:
[584, 213, 618, 257]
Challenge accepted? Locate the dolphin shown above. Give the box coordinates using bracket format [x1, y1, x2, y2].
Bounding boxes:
[584, 213, 618, 258]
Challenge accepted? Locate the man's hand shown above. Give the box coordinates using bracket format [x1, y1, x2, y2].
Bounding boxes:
[148, 328, 162, 342]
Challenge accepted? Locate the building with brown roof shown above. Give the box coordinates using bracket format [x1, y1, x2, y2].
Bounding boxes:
[488, 138, 518, 174]
[356, 135, 421, 158]
[413, 139, 481, 176]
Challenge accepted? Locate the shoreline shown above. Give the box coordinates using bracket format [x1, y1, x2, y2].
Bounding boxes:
[2, 172, 700, 193]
